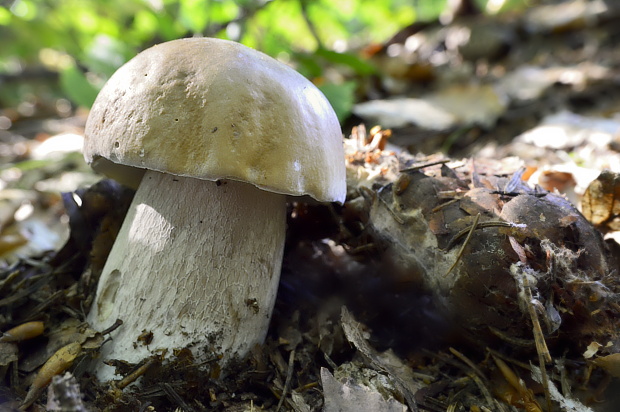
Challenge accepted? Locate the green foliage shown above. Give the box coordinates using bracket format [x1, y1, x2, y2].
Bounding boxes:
[59, 64, 100, 109]
[318, 81, 357, 123]
[0, 0, 527, 121]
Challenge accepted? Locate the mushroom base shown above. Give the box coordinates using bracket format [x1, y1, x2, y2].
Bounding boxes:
[87, 170, 286, 380]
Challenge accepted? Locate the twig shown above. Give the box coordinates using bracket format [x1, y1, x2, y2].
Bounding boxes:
[487, 326, 535, 348]
[469, 373, 503, 412]
[444, 213, 480, 277]
[379, 195, 405, 224]
[162, 382, 195, 412]
[299, 0, 324, 49]
[24, 290, 65, 321]
[275, 349, 295, 412]
[115, 357, 157, 390]
[522, 274, 553, 412]
[100, 319, 123, 336]
[446, 219, 523, 250]
[400, 159, 451, 173]
[345, 243, 377, 255]
[521, 276, 552, 366]
[431, 198, 459, 213]
[449, 347, 485, 380]
[327, 203, 353, 238]
[358, 186, 376, 202]
[486, 347, 532, 371]
[491, 354, 542, 412]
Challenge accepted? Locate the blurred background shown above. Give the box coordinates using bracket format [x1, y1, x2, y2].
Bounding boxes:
[0, 0, 528, 124]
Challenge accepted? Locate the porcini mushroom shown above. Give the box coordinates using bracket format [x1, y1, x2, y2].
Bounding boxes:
[83, 38, 345, 379]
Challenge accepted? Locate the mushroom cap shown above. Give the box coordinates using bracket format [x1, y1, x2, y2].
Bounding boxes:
[83, 38, 346, 203]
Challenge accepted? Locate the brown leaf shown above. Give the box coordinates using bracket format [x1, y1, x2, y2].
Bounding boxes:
[592, 353, 620, 378]
[582, 170, 620, 231]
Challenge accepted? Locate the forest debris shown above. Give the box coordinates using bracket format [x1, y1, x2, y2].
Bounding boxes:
[523, 0, 611, 33]
[0, 341, 18, 368]
[497, 63, 609, 103]
[583, 341, 607, 359]
[493, 112, 620, 198]
[527, 166, 580, 205]
[423, 84, 507, 129]
[20, 341, 82, 410]
[353, 97, 456, 130]
[274, 349, 295, 412]
[0, 321, 44, 342]
[516, 111, 620, 151]
[341, 127, 620, 409]
[46, 372, 88, 412]
[340, 307, 420, 411]
[20, 318, 99, 374]
[0, 189, 68, 265]
[491, 354, 541, 412]
[591, 353, 620, 378]
[30, 133, 84, 161]
[320, 367, 407, 412]
[582, 170, 620, 232]
[344, 132, 617, 361]
[511, 263, 552, 364]
[444, 213, 480, 277]
[353, 84, 506, 130]
[113, 356, 158, 390]
[344, 127, 402, 194]
[289, 391, 312, 412]
[446, 18, 515, 62]
[530, 365, 594, 412]
[497, 66, 563, 102]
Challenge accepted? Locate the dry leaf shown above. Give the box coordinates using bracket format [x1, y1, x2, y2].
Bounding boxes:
[592, 353, 620, 378]
[582, 170, 620, 231]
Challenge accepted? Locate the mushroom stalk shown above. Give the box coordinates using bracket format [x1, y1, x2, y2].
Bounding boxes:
[88, 170, 286, 379]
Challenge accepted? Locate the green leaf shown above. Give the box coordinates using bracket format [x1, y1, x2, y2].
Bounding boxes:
[84, 34, 134, 78]
[292, 53, 324, 79]
[315, 48, 376, 75]
[179, 0, 212, 33]
[318, 81, 357, 123]
[0, 6, 12, 25]
[60, 64, 100, 108]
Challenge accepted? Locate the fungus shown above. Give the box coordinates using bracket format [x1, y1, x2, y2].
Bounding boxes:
[83, 38, 345, 379]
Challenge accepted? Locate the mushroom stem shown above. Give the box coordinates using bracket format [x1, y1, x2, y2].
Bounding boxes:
[88, 170, 286, 379]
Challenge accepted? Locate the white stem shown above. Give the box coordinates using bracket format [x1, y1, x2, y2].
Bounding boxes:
[88, 170, 286, 379]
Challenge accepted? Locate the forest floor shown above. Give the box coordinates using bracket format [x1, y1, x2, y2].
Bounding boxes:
[2, 1, 620, 411]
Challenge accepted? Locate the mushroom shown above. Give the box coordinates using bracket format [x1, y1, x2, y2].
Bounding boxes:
[83, 38, 345, 379]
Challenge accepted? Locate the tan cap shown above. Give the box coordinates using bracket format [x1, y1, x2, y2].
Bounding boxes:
[84, 38, 346, 203]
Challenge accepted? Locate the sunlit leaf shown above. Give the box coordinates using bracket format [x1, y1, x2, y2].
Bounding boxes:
[0, 6, 12, 25]
[319, 81, 357, 123]
[131, 9, 159, 41]
[84, 35, 134, 78]
[10, 0, 37, 21]
[179, 0, 212, 33]
[315, 48, 376, 75]
[59, 64, 100, 108]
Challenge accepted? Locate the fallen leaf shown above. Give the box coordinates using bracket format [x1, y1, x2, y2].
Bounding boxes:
[592, 353, 620, 378]
[582, 170, 620, 231]
[321, 367, 407, 412]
